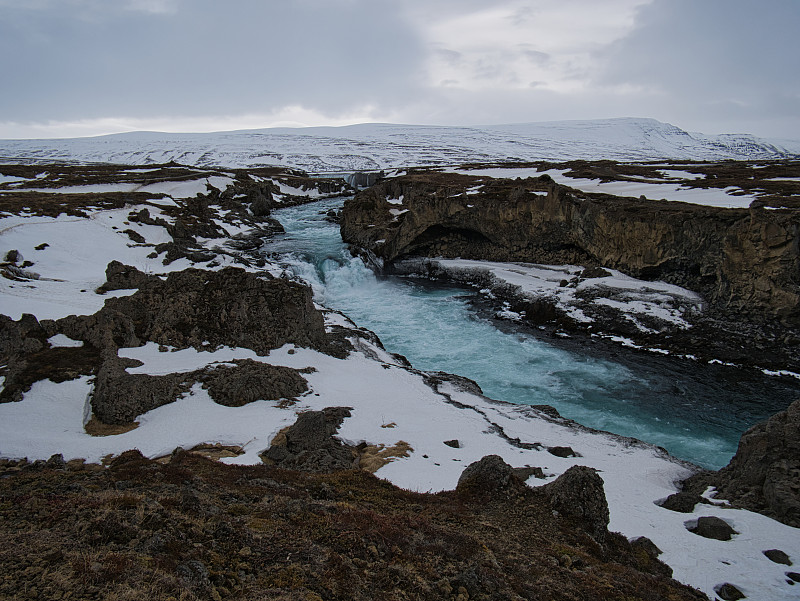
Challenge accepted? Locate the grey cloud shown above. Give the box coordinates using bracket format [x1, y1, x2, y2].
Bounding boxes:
[0, 0, 425, 121]
[435, 48, 463, 65]
[519, 47, 550, 64]
[596, 0, 800, 136]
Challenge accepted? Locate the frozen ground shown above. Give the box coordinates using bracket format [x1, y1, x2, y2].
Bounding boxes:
[427, 258, 703, 336]
[445, 166, 758, 208]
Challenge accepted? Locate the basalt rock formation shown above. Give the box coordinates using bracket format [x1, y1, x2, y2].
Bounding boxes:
[2, 265, 327, 422]
[260, 407, 356, 472]
[340, 172, 800, 326]
[683, 398, 800, 527]
[60, 266, 326, 355]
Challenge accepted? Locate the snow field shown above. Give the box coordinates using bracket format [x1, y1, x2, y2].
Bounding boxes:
[444, 166, 757, 208]
[431, 258, 702, 332]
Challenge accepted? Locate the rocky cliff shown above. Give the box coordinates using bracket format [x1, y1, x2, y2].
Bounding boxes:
[676, 398, 800, 528]
[340, 171, 800, 326]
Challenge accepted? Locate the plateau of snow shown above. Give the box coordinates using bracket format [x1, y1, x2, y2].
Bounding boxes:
[1, 118, 798, 171]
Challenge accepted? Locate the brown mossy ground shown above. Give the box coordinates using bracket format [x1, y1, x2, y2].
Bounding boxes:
[0, 451, 706, 601]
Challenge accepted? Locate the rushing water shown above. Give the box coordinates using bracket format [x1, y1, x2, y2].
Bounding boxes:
[263, 198, 800, 469]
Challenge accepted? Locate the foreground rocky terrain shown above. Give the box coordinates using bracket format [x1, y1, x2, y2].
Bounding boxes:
[1, 161, 799, 600]
[0, 447, 706, 601]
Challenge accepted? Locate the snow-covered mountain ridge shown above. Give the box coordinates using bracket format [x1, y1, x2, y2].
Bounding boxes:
[1, 118, 798, 172]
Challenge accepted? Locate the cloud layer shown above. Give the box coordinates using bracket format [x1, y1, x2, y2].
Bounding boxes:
[0, 0, 797, 138]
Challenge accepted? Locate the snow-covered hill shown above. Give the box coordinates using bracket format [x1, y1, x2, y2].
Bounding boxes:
[1, 118, 798, 172]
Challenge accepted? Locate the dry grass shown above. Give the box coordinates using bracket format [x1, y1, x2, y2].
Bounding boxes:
[357, 441, 413, 473]
[85, 416, 140, 437]
[0, 450, 707, 601]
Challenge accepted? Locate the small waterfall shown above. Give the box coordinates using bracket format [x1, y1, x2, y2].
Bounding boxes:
[263, 197, 800, 469]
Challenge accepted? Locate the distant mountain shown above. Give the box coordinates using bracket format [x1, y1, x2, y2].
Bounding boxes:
[0, 118, 797, 171]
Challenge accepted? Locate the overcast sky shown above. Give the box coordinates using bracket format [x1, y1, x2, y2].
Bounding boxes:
[1, 0, 798, 139]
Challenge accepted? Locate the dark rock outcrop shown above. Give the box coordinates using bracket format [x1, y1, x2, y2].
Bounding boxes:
[629, 536, 672, 578]
[60, 267, 326, 355]
[715, 582, 746, 600]
[96, 261, 161, 293]
[659, 490, 705, 513]
[340, 172, 800, 325]
[764, 549, 793, 565]
[456, 455, 522, 495]
[260, 407, 355, 472]
[0, 313, 99, 403]
[688, 399, 800, 527]
[542, 465, 610, 543]
[457, 459, 611, 543]
[200, 359, 309, 407]
[91, 354, 193, 424]
[91, 357, 311, 425]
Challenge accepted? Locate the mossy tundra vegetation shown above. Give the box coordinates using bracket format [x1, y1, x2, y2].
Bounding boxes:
[0, 160, 799, 600]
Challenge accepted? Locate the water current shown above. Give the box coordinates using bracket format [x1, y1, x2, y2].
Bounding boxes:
[263, 197, 800, 469]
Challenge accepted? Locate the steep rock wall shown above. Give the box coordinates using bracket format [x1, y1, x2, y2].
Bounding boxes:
[340, 173, 800, 324]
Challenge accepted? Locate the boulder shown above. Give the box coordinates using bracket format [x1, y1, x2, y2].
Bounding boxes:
[548, 446, 578, 458]
[456, 455, 521, 495]
[763, 549, 792, 565]
[200, 359, 308, 407]
[96, 261, 160, 293]
[688, 516, 737, 541]
[714, 583, 745, 600]
[543, 465, 610, 543]
[659, 490, 704, 513]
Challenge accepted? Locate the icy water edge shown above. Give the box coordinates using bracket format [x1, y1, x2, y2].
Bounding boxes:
[263, 198, 800, 469]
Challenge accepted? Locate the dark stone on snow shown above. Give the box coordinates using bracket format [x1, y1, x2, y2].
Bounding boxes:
[580, 266, 612, 279]
[548, 446, 578, 458]
[688, 516, 738, 541]
[660, 490, 705, 513]
[443, 439, 461, 448]
[96, 260, 160, 293]
[714, 582, 745, 600]
[787, 572, 800, 582]
[123, 228, 146, 243]
[764, 549, 793, 565]
[543, 465, 610, 543]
